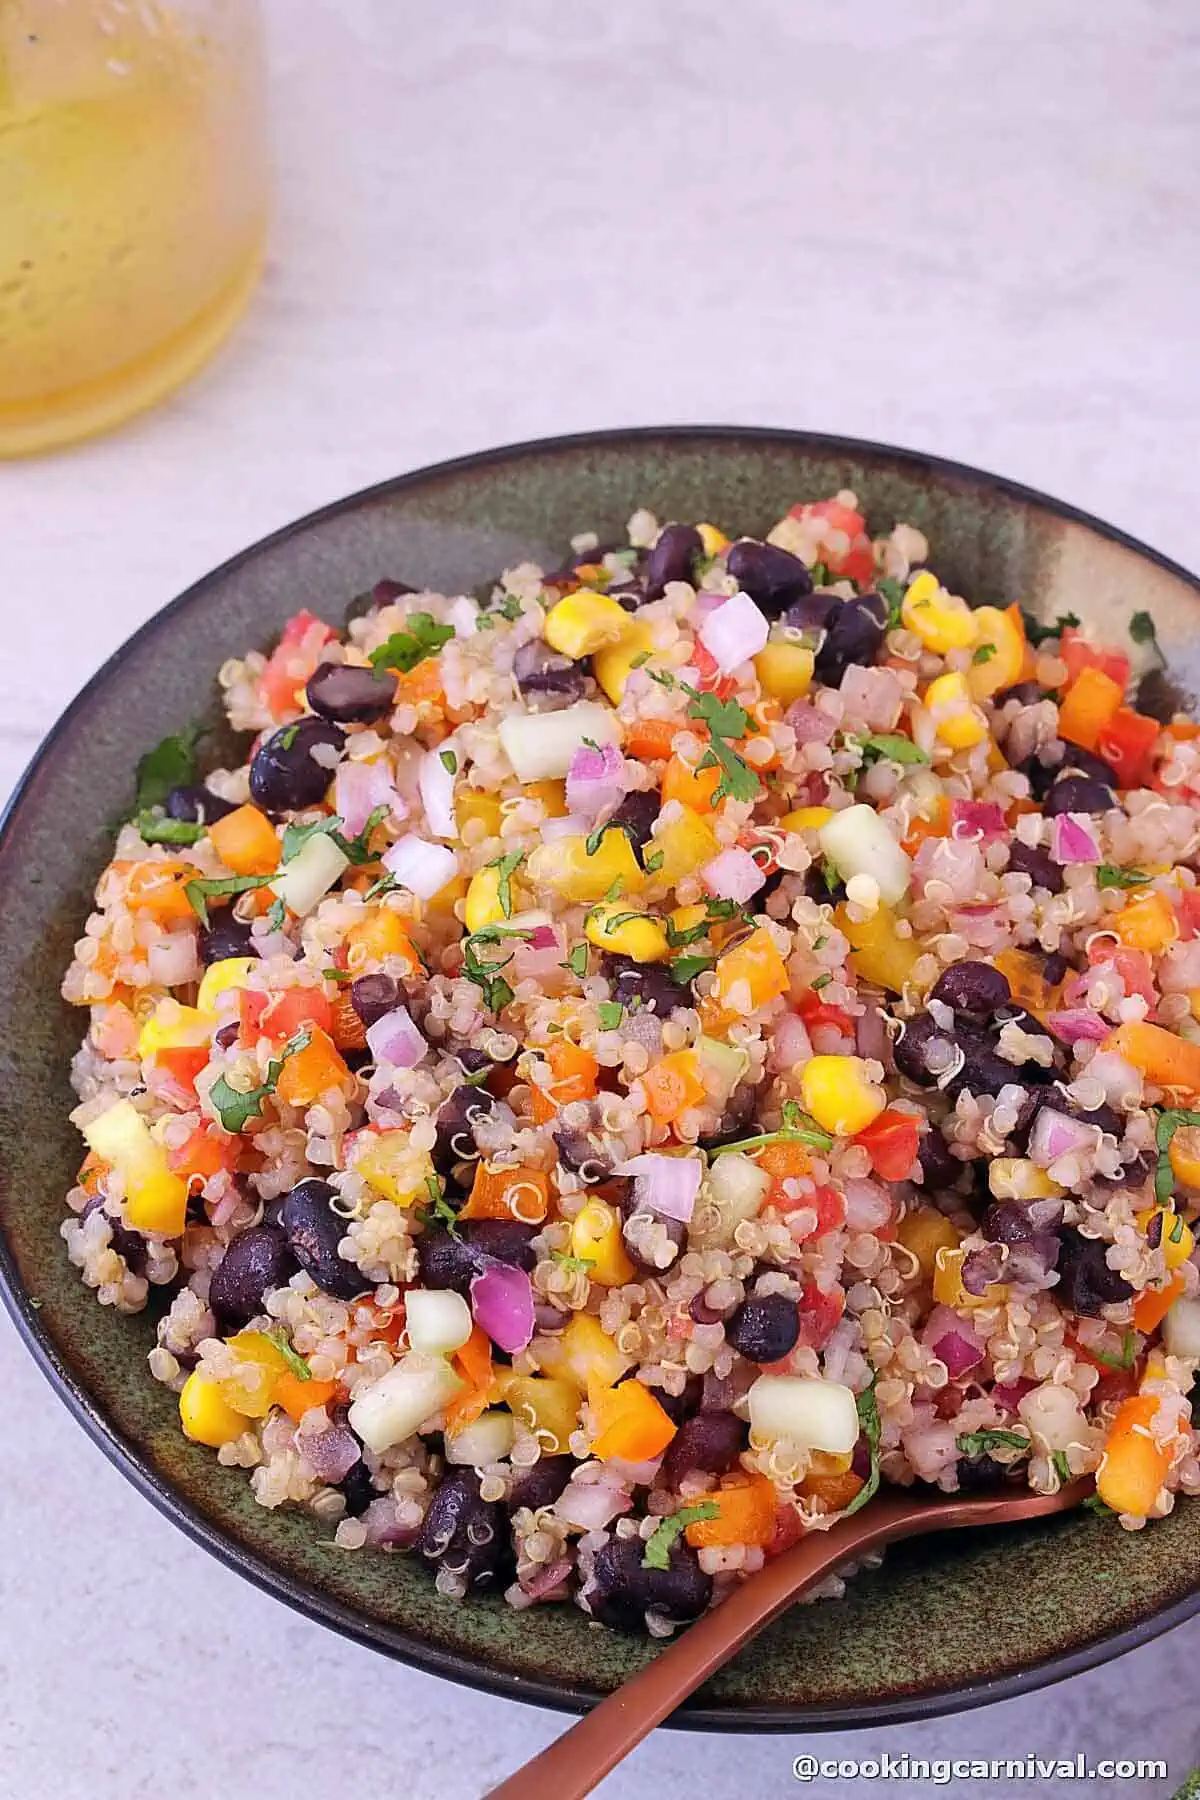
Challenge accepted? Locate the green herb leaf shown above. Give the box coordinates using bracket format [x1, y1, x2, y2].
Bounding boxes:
[369, 612, 454, 674]
[1082, 1493, 1116, 1517]
[460, 925, 531, 1012]
[875, 575, 906, 629]
[496, 593, 524, 621]
[954, 1428, 1030, 1458]
[971, 643, 997, 665]
[419, 1174, 462, 1237]
[363, 872, 400, 903]
[1096, 866, 1151, 890]
[629, 651, 651, 670]
[207, 1029, 312, 1132]
[596, 1001, 624, 1030]
[647, 668, 676, 691]
[585, 822, 608, 857]
[135, 812, 206, 846]
[643, 849, 665, 874]
[1129, 610, 1158, 645]
[266, 896, 288, 932]
[1021, 608, 1081, 648]
[322, 967, 355, 983]
[565, 942, 589, 979]
[841, 1384, 881, 1517]
[1153, 1108, 1200, 1203]
[277, 724, 300, 751]
[281, 815, 343, 863]
[265, 1329, 312, 1382]
[552, 1251, 596, 1275]
[185, 873, 276, 929]
[856, 733, 929, 766]
[1051, 1449, 1072, 1485]
[687, 688, 751, 741]
[665, 914, 709, 950]
[1090, 1330, 1137, 1373]
[134, 725, 202, 812]
[439, 749, 458, 775]
[811, 973, 832, 991]
[708, 1105, 834, 1157]
[810, 561, 832, 589]
[487, 850, 524, 919]
[669, 953, 714, 985]
[820, 857, 841, 894]
[813, 934, 828, 951]
[642, 1501, 721, 1570]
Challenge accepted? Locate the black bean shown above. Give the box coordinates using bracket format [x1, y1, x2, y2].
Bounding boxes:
[214, 1022, 239, 1051]
[416, 1226, 479, 1295]
[726, 1293, 801, 1364]
[1093, 1149, 1154, 1193]
[553, 1126, 611, 1180]
[279, 1179, 368, 1301]
[603, 954, 690, 1017]
[1060, 745, 1120, 784]
[782, 591, 839, 633]
[165, 784, 239, 825]
[370, 578, 418, 608]
[643, 524, 703, 600]
[1055, 1226, 1133, 1315]
[660, 1410, 746, 1488]
[804, 864, 846, 905]
[725, 539, 813, 610]
[915, 1128, 962, 1189]
[608, 579, 646, 613]
[653, 1376, 704, 1425]
[249, 717, 347, 814]
[608, 791, 660, 856]
[305, 661, 398, 724]
[856, 590, 889, 627]
[1005, 840, 1065, 894]
[79, 1192, 148, 1275]
[433, 1084, 496, 1174]
[414, 1470, 512, 1592]
[464, 1220, 539, 1270]
[198, 913, 260, 965]
[814, 599, 885, 686]
[997, 681, 1048, 705]
[1044, 775, 1116, 816]
[208, 1225, 296, 1325]
[983, 1200, 1037, 1245]
[893, 1014, 956, 1086]
[350, 973, 401, 1029]
[511, 639, 587, 706]
[508, 1456, 576, 1512]
[587, 1534, 712, 1631]
[339, 1459, 377, 1518]
[1135, 667, 1181, 725]
[1042, 952, 1070, 987]
[956, 1453, 1012, 1492]
[930, 961, 1012, 1015]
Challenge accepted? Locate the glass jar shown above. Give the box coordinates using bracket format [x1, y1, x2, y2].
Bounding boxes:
[0, 0, 268, 456]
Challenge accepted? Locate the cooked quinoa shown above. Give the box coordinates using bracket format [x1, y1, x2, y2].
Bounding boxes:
[60, 496, 1200, 1632]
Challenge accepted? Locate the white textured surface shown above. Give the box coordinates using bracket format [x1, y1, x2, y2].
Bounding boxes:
[4, 2, 1200, 1796]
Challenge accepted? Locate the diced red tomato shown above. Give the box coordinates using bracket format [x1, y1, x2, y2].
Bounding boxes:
[170, 1125, 239, 1183]
[1087, 941, 1157, 1011]
[788, 498, 876, 585]
[793, 1279, 845, 1350]
[853, 1109, 920, 1181]
[1096, 707, 1160, 791]
[691, 639, 737, 699]
[151, 1046, 209, 1094]
[259, 611, 335, 721]
[241, 986, 334, 1046]
[1177, 889, 1200, 941]
[796, 988, 855, 1036]
[772, 1179, 846, 1238]
[768, 1502, 806, 1556]
[1057, 627, 1130, 693]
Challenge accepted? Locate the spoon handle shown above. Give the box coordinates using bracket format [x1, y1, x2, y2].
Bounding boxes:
[486, 1501, 921, 1800]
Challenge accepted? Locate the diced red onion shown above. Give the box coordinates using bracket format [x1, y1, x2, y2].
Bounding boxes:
[1028, 1106, 1098, 1164]
[855, 1001, 892, 1070]
[614, 1153, 703, 1223]
[1052, 813, 1100, 863]
[787, 701, 838, 745]
[299, 1422, 361, 1483]
[540, 813, 591, 842]
[530, 925, 557, 950]
[362, 1495, 420, 1548]
[446, 596, 479, 638]
[688, 590, 726, 622]
[470, 1261, 535, 1353]
[335, 759, 403, 839]
[698, 591, 770, 672]
[604, 1454, 664, 1487]
[949, 798, 1007, 843]
[932, 1330, 984, 1377]
[418, 748, 457, 840]
[147, 933, 202, 989]
[366, 1004, 427, 1069]
[382, 835, 458, 900]
[770, 1011, 813, 1073]
[1045, 1009, 1110, 1045]
[520, 1557, 573, 1600]
[512, 923, 567, 985]
[701, 846, 765, 903]
[553, 1472, 633, 1532]
[991, 1378, 1036, 1410]
[842, 1178, 893, 1232]
[566, 742, 627, 819]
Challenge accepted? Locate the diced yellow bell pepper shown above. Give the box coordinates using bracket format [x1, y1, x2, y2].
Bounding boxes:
[967, 605, 1026, 700]
[499, 1374, 581, 1455]
[651, 806, 719, 888]
[902, 574, 977, 653]
[196, 958, 259, 1018]
[179, 1370, 248, 1447]
[835, 901, 920, 993]
[897, 1206, 961, 1278]
[535, 1312, 630, 1390]
[465, 866, 508, 933]
[544, 590, 634, 660]
[1137, 1206, 1195, 1270]
[585, 903, 670, 962]
[355, 1130, 435, 1208]
[925, 671, 988, 750]
[571, 1198, 635, 1286]
[593, 621, 655, 704]
[82, 1099, 189, 1236]
[989, 1158, 1065, 1201]
[780, 805, 834, 833]
[456, 789, 504, 838]
[932, 1243, 1009, 1309]
[754, 641, 815, 705]
[220, 1329, 290, 1418]
[137, 1000, 211, 1059]
[527, 829, 644, 904]
[800, 1054, 887, 1138]
[524, 778, 568, 818]
[696, 522, 729, 557]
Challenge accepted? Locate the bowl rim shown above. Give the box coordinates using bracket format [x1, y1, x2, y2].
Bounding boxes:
[4, 423, 1200, 1730]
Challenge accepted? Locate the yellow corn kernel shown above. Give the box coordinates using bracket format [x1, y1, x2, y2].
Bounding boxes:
[1168, 1126, 1200, 1189]
[696, 522, 729, 557]
[220, 1330, 290, 1418]
[780, 805, 834, 833]
[1137, 1206, 1195, 1271]
[967, 605, 1026, 700]
[534, 1312, 630, 1391]
[834, 902, 920, 994]
[932, 1243, 1010, 1310]
[571, 1198, 636, 1287]
[355, 1130, 435, 1208]
[524, 778, 568, 819]
[901, 574, 977, 653]
[989, 1158, 1065, 1201]
[754, 641, 815, 706]
[593, 621, 656, 704]
[179, 1370, 248, 1448]
[82, 1098, 189, 1236]
[464, 866, 507, 933]
[925, 671, 988, 750]
[498, 1374, 581, 1455]
[456, 789, 504, 838]
[196, 958, 258, 1018]
[585, 903, 670, 963]
[137, 1000, 211, 1059]
[543, 590, 633, 660]
[651, 807, 720, 887]
[527, 829, 644, 905]
[897, 1206, 961, 1279]
[800, 1054, 887, 1138]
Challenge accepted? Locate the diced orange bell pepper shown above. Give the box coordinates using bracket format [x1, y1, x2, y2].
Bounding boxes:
[124, 860, 196, 923]
[685, 1472, 777, 1548]
[459, 1162, 551, 1224]
[755, 1140, 812, 1182]
[1096, 1392, 1174, 1516]
[641, 1049, 706, 1123]
[799, 1463, 865, 1511]
[701, 926, 790, 1027]
[992, 948, 1059, 1020]
[1132, 1274, 1184, 1337]
[546, 1039, 599, 1104]
[208, 804, 280, 877]
[330, 989, 368, 1052]
[624, 717, 682, 762]
[1103, 1020, 1200, 1098]
[275, 1028, 350, 1106]
[346, 907, 422, 972]
[152, 1046, 210, 1093]
[901, 794, 949, 856]
[169, 1125, 238, 1184]
[529, 1084, 557, 1126]
[662, 752, 721, 812]
[78, 1151, 107, 1197]
[1110, 889, 1178, 955]
[275, 1371, 340, 1422]
[589, 1376, 677, 1461]
[246, 986, 335, 1047]
[446, 1324, 494, 1428]
[1057, 665, 1124, 751]
[391, 660, 447, 709]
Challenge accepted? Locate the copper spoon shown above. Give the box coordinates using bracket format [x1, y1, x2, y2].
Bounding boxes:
[486, 1480, 1090, 1800]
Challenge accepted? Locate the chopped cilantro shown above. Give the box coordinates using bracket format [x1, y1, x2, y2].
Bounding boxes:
[1021, 608, 1080, 648]
[972, 643, 997, 665]
[419, 1174, 462, 1237]
[185, 873, 275, 929]
[811, 973, 833, 991]
[496, 593, 524, 621]
[1051, 1449, 1072, 1485]
[1097, 866, 1150, 890]
[642, 1502, 721, 1570]
[1154, 1108, 1200, 1203]
[565, 942, 589, 979]
[134, 725, 203, 813]
[647, 668, 677, 691]
[208, 1030, 312, 1132]
[135, 813, 205, 846]
[323, 967, 355, 983]
[665, 913, 710, 950]
[1082, 1494, 1115, 1517]
[856, 733, 929, 766]
[487, 850, 524, 919]
[669, 953, 715, 985]
[813, 934, 828, 950]
[461, 924, 531, 1013]
[266, 895, 288, 932]
[282, 807, 389, 869]
[369, 612, 454, 674]
[686, 690, 760, 804]
[363, 872, 400, 902]
[552, 1251, 597, 1275]
[954, 1428, 1030, 1458]
[629, 650, 651, 670]
[265, 1329, 312, 1382]
[1090, 1330, 1137, 1373]
[1129, 610, 1158, 645]
[603, 876, 625, 903]
[643, 849, 665, 874]
[277, 724, 300, 751]
[876, 575, 905, 629]
[820, 857, 841, 894]
[708, 1103, 834, 1157]
[842, 1384, 881, 1517]
[439, 749, 458, 775]
[810, 561, 831, 588]
[585, 821, 609, 856]
[596, 1001, 623, 1029]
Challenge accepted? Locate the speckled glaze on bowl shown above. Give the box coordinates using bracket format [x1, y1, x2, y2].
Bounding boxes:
[3, 428, 1200, 1730]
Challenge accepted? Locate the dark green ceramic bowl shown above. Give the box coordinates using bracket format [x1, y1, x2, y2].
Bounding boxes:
[3, 428, 1200, 1729]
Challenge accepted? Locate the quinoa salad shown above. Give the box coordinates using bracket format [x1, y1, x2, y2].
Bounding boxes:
[60, 495, 1200, 1634]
